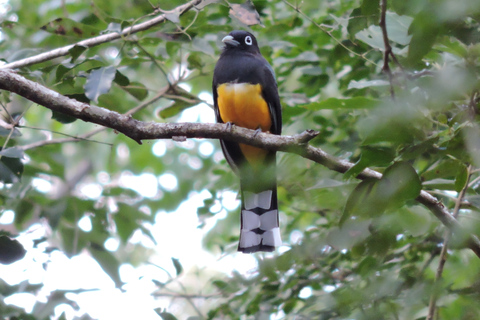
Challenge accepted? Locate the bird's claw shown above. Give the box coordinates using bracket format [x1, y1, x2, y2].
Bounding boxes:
[253, 127, 262, 138]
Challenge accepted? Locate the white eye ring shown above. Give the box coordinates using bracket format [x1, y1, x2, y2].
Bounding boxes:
[245, 36, 253, 45]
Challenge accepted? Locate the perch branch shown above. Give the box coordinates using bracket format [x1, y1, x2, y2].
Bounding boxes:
[0, 69, 480, 258]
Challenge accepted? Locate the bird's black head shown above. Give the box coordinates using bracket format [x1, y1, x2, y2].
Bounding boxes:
[221, 30, 260, 54]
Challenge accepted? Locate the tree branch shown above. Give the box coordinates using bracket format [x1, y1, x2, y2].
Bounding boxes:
[427, 165, 473, 319]
[0, 0, 202, 70]
[0, 69, 480, 258]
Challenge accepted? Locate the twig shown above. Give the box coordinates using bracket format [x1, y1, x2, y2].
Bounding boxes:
[0, 0, 203, 70]
[152, 292, 219, 299]
[379, 0, 395, 99]
[426, 164, 472, 320]
[135, 42, 172, 86]
[1, 69, 480, 259]
[281, 0, 376, 65]
[19, 85, 171, 151]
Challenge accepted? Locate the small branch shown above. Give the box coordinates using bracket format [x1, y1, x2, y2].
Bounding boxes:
[0, 0, 202, 70]
[1, 69, 480, 259]
[426, 165, 473, 320]
[19, 85, 171, 151]
[153, 292, 219, 299]
[18, 126, 109, 151]
[379, 0, 395, 99]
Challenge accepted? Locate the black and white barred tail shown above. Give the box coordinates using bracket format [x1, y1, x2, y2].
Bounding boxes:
[238, 189, 281, 253]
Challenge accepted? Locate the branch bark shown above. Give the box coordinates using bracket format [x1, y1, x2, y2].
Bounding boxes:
[1, 69, 480, 258]
[0, 0, 202, 70]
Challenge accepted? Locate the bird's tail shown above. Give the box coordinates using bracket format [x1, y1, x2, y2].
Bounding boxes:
[238, 187, 281, 253]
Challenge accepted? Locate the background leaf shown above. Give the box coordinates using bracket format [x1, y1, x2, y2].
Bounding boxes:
[84, 66, 117, 103]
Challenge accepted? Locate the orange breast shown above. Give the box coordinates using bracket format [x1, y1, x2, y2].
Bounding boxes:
[217, 83, 271, 165]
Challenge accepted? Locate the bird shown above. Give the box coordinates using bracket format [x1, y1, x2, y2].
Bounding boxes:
[212, 30, 282, 253]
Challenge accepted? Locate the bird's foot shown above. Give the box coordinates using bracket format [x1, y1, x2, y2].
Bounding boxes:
[253, 127, 263, 138]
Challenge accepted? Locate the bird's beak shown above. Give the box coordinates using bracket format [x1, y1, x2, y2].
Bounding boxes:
[222, 35, 240, 47]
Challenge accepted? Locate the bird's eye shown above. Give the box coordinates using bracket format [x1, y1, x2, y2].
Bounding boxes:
[245, 36, 253, 45]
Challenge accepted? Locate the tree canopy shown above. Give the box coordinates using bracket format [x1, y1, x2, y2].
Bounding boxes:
[1, 0, 480, 319]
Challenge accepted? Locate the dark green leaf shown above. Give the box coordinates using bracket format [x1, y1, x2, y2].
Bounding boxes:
[341, 179, 380, 224]
[0, 154, 23, 183]
[158, 312, 178, 320]
[171, 257, 183, 276]
[377, 161, 422, 209]
[51, 110, 77, 124]
[407, 11, 439, 65]
[40, 18, 101, 38]
[361, 0, 380, 19]
[88, 244, 123, 288]
[347, 7, 368, 38]
[114, 70, 130, 86]
[0, 235, 26, 264]
[121, 81, 148, 101]
[68, 45, 88, 62]
[454, 163, 468, 192]
[345, 146, 395, 179]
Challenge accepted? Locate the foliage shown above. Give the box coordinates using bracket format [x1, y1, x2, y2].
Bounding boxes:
[0, 0, 480, 319]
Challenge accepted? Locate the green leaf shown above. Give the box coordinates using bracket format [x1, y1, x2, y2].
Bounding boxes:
[84, 66, 117, 103]
[68, 45, 88, 62]
[342, 162, 421, 223]
[422, 159, 466, 182]
[51, 110, 77, 124]
[0, 147, 24, 159]
[14, 200, 34, 229]
[171, 257, 183, 276]
[159, 101, 191, 118]
[327, 219, 371, 250]
[345, 146, 395, 179]
[407, 10, 439, 65]
[121, 81, 148, 101]
[55, 64, 71, 82]
[0, 235, 26, 264]
[40, 18, 101, 38]
[304, 97, 379, 110]
[0, 154, 23, 183]
[341, 179, 379, 224]
[88, 244, 123, 288]
[113, 208, 137, 244]
[396, 206, 432, 237]
[113, 70, 130, 86]
[378, 161, 422, 209]
[187, 52, 203, 70]
[158, 312, 178, 320]
[347, 7, 368, 38]
[454, 163, 468, 192]
[361, 0, 380, 19]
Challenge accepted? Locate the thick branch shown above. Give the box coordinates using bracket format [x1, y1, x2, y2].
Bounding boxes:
[0, 69, 480, 258]
[0, 0, 202, 70]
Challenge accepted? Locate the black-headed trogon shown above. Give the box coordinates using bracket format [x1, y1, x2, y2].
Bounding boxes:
[213, 30, 282, 253]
